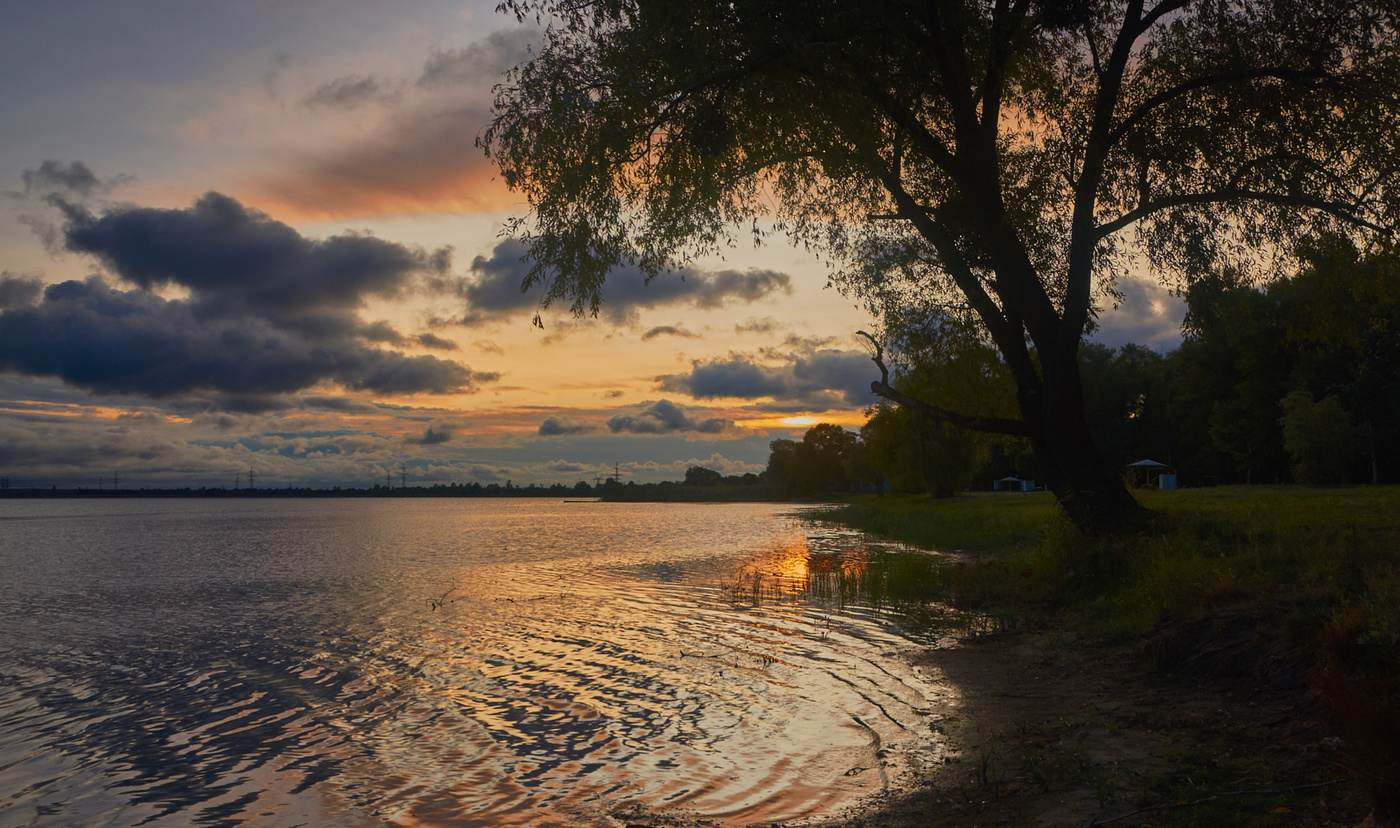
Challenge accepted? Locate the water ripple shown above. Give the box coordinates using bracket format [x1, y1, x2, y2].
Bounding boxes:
[0, 499, 945, 827]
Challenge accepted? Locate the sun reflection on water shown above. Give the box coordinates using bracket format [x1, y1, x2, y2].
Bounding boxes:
[0, 499, 951, 828]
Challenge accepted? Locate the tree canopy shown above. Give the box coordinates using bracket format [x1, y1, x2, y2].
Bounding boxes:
[484, 0, 1400, 531]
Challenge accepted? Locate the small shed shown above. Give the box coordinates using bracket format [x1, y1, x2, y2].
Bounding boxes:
[1125, 459, 1174, 488]
[993, 476, 1021, 491]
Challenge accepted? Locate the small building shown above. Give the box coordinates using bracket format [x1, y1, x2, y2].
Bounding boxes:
[1125, 459, 1175, 489]
[993, 476, 1021, 491]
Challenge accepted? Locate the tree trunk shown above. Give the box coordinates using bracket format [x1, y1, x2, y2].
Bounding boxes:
[1029, 407, 1146, 534]
[1026, 350, 1147, 534]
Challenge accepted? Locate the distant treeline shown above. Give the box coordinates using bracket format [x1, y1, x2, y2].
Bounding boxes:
[0, 481, 599, 499]
[0, 476, 797, 502]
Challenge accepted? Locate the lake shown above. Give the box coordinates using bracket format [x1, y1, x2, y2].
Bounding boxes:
[0, 498, 948, 827]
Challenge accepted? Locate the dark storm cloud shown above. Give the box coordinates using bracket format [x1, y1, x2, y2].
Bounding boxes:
[461, 240, 791, 326]
[0, 277, 486, 398]
[538, 415, 596, 436]
[659, 350, 877, 407]
[303, 74, 401, 111]
[0, 274, 43, 309]
[606, 400, 730, 435]
[59, 192, 448, 332]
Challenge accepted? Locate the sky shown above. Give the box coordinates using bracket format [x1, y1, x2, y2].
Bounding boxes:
[0, 1, 1185, 490]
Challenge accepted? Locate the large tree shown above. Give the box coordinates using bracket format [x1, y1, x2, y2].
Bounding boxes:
[483, 0, 1400, 532]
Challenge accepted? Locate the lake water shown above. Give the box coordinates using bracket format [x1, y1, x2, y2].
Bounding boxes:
[0, 498, 948, 827]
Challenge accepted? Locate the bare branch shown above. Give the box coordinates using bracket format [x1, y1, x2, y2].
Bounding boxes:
[857, 332, 1030, 437]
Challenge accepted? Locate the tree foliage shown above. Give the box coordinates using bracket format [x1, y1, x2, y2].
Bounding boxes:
[1280, 391, 1359, 484]
[484, 0, 1400, 530]
[765, 424, 864, 496]
[1169, 236, 1400, 484]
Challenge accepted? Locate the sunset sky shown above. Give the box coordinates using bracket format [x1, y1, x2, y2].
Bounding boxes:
[0, 1, 1186, 489]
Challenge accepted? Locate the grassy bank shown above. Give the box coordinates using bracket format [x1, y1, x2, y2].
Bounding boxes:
[815, 486, 1400, 641]
[808, 486, 1400, 826]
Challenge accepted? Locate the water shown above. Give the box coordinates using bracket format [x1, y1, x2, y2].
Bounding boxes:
[0, 499, 947, 827]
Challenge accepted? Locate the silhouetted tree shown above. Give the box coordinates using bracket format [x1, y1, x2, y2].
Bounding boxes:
[485, 0, 1400, 532]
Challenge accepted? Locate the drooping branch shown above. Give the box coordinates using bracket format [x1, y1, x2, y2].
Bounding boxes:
[857, 331, 1030, 437]
[1094, 186, 1393, 240]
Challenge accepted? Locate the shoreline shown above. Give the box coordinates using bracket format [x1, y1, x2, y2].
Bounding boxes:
[808, 629, 1365, 828]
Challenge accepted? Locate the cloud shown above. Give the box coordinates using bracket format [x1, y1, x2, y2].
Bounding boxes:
[0, 277, 489, 398]
[0, 192, 497, 401]
[415, 332, 458, 350]
[248, 30, 536, 220]
[361, 320, 407, 344]
[60, 192, 449, 334]
[460, 239, 792, 326]
[641, 325, 698, 341]
[21, 160, 129, 198]
[538, 415, 596, 436]
[544, 459, 589, 474]
[659, 349, 878, 408]
[417, 30, 535, 89]
[606, 400, 730, 435]
[303, 74, 401, 111]
[409, 421, 455, 445]
[0, 274, 43, 310]
[1089, 276, 1186, 351]
[735, 317, 783, 335]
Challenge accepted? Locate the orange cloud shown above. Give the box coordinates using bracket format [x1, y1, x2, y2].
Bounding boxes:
[250, 156, 517, 222]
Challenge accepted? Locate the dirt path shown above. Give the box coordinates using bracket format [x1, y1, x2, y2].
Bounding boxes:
[815, 630, 1369, 828]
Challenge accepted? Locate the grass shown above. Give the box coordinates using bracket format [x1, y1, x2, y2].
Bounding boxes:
[806, 485, 1400, 826]
[813, 486, 1400, 643]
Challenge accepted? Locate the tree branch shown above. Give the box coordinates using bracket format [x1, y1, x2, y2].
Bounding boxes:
[1108, 67, 1346, 147]
[1095, 186, 1392, 240]
[858, 332, 1030, 437]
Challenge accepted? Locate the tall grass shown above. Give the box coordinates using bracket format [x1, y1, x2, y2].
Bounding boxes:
[815, 486, 1400, 642]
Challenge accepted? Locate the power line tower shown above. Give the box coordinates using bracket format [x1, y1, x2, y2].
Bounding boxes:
[247, 469, 257, 489]
[610, 462, 625, 484]
[234, 472, 240, 490]
[113, 471, 120, 490]
[399, 463, 407, 489]
[386, 469, 393, 490]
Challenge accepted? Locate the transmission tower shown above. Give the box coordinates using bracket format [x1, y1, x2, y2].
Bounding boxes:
[247, 469, 257, 489]
[399, 463, 407, 489]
